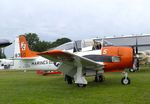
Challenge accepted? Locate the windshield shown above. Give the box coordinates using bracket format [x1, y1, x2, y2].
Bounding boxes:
[93, 39, 113, 46]
[54, 42, 74, 50]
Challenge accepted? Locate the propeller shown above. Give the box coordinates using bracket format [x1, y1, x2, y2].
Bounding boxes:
[135, 37, 138, 54]
[133, 36, 140, 71]
[129, 36, 140, 72]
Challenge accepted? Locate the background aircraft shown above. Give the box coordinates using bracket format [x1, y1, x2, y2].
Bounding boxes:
[0, 59, 13, 69]
[0, 39, 12, 69]
[138, 50, 150, 65]
[13, 35, 59, 72]
[38, 39, 136, 87]
[0, 39, 12, 48]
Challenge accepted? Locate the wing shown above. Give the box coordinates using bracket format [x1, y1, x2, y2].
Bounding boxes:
[38, 50, 104, 77]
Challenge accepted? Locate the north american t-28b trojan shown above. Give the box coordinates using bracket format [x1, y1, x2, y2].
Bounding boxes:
[37, 38, 137, 87]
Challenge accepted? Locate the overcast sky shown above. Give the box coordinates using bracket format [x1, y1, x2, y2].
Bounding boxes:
[1, 0, 150, 57]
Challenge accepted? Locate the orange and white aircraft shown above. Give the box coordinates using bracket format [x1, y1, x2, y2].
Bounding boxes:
[13, 35, 59, 71]
[15, 35, 137, 87]
[38, 39, 136, 87]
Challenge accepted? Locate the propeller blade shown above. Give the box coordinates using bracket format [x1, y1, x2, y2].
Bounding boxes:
[131, 36, 140, 72]
[135, 37, 138, 54]
[135, 36, 139, 70]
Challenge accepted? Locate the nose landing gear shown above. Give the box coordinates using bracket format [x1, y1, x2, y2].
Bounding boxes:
[121, 72, 130, 85]
[95, 74, 105, 82]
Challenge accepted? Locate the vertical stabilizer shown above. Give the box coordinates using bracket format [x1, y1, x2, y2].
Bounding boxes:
[14, 35, 38, 58]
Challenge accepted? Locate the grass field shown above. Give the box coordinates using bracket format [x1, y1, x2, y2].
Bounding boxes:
[0, 66, 150, 104]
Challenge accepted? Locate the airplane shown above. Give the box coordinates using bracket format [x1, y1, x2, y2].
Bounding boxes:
[133, 50, 150, 65]
[137, 51, 150, 64]
[0, 39, 12, 48]
[0, 59, 13, 69]
[38, 38, 138, 87]
[0, 39, 12, 69]
[13, 35, 59, 72]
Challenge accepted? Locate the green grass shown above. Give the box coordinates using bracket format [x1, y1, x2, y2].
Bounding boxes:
[0, 66, 150, 104]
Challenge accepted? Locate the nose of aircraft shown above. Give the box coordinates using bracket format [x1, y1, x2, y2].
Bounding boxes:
[102, 46, 134, 71]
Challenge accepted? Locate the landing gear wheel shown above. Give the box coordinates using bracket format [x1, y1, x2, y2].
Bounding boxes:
[121, 77, 130, 85]
[77, 84, 87, 87]
[65, 75, 73, 84]
[42, 71, 48, 76]
[95, 75, 105, 82]
[129, 68, 136, 72]
[42, 73, 47, 76]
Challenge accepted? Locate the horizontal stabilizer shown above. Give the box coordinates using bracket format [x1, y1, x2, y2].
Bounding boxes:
[12, 57, 37, 60]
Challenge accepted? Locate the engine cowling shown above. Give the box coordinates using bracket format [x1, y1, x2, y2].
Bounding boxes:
[101, 46, 134, 72]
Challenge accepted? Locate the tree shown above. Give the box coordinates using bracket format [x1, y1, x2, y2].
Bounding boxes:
[51, 38, 71, 48]
[34, 41, 52, 52]
[25, 33, 71, 52]
[25, 33, 40, 51]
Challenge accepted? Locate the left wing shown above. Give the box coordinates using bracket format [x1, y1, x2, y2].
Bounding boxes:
[38, 50, 104, 77]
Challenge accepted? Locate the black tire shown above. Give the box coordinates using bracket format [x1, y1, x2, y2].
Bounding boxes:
[77, 84, 86, 87]
[42, 73, 47, 76]
[42, 71, 48, 76]
[121, 77, 131, 85]
[95, 75, 105, 82]
[65, 75, 73, 84]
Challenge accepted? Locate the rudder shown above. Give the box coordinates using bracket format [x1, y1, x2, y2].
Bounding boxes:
[14, 35, 38, 58]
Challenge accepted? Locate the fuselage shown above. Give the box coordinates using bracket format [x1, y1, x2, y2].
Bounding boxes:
[73, 46, 134, 72]
[13, 56, 58, 70]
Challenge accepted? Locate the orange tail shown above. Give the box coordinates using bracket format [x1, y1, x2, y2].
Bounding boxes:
[18, 35, 38, 58]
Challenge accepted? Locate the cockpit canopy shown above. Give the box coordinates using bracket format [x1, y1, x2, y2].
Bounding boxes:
[54, 38, 113, 52]
[54, 42, 74, 50]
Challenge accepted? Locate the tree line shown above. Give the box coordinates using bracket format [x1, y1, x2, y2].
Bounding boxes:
[26, 33, 71, 52]
[0, 33, 71, 58]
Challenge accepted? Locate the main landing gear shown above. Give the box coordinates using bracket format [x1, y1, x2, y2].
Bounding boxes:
[77, 83, 87, 87]
[65, 75, 73, 84]
[65, 75, 87, 87]
[121, 72, 130, 85]
[73, 57, 87, 87]
[95, 74, 105, 82]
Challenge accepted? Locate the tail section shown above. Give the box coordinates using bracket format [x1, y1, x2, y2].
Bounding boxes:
[14, 35, 38, 58]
